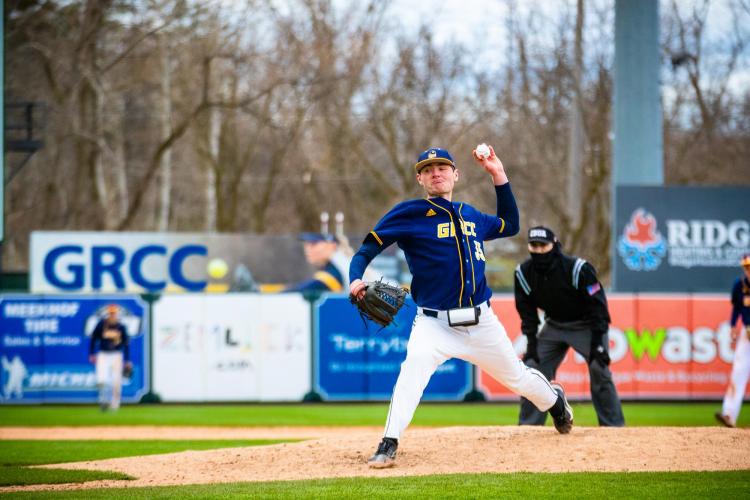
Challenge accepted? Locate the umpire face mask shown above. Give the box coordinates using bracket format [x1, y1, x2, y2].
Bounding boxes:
[529, 243, 561, 273]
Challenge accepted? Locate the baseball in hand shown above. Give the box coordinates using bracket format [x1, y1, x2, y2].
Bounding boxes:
[475, 143, 491, 159]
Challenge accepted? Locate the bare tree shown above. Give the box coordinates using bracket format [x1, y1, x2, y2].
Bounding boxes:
[3, 0, 747, 279]
[156, 31, 173, 231]
[663, 0, 750, 185]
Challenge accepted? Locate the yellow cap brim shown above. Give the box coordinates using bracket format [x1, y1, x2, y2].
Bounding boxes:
[414, 158, 455, 172]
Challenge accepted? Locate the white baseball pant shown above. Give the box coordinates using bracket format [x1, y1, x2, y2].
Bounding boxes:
[383, 302, 559, 439]
[96, 351, 124, 410]
[721, 327, 750, 426]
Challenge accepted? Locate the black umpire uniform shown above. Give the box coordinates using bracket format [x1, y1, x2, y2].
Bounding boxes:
[515, 226, 624, 427]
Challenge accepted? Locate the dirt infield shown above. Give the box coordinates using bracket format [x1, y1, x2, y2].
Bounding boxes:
[2, 426, 749, 493]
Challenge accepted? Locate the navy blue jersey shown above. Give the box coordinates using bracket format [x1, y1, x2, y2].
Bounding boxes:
[730, 276, 750, 327]
[287, 261, 345, 293]
[89, 320, 130, 360]
[350, 183, 519, 310]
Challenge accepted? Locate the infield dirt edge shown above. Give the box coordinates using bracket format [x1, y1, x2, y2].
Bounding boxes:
[1, 425, 749, 493]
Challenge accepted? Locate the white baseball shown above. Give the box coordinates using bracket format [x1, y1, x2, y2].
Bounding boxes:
[475, 143, 490, 159]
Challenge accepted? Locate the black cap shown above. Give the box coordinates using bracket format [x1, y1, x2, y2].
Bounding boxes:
[528, 226, 556, 244]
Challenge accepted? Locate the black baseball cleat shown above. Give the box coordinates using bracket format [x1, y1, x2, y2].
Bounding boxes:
[368, 437, 398, 468]
[714, 412, 735, 428]
[551, 382, 573, 434]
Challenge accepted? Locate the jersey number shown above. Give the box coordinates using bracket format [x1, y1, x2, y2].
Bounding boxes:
[474, 241, 486, 261]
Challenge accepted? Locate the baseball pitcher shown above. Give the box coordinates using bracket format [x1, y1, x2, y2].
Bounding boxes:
[349, 145, 574, 469]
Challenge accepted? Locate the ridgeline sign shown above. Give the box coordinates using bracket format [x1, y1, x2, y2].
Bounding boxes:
[613, 186, 750, 292]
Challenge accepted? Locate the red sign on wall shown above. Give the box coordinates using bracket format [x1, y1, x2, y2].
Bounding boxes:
[478, 294, 742, 401]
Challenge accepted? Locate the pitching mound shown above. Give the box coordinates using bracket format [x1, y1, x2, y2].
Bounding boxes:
[2, 426, 749, 493]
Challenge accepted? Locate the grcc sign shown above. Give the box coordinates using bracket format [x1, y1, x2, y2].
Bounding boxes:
[31, 232, 209, 293]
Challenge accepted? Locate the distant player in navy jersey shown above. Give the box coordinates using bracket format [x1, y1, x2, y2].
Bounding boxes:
[286, 233, 348, 293]
[716, 253, 750, 428]
[349, 145, 574, 469]
[89, 305, 131, 411]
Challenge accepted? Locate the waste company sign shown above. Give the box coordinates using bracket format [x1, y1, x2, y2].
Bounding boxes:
[479, 295, 742, 401]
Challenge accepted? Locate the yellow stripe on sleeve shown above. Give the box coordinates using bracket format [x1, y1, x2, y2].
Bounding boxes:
[370, 231, 383, 246]
[313, 271, 343, 292]
[498, 218, 506, 234]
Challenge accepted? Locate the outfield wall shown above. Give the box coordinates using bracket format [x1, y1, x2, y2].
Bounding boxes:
[0, 293, 746, 403]
[479, 295, 737, 401]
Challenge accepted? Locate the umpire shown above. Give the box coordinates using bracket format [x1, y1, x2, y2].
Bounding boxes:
[515, 226, 625, 427]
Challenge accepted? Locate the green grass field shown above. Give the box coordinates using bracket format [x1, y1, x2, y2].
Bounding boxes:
[1, 401, 746, 427]
[2, 472, 749, 499]
[0, 402, 747, 498]
[0, 439, 291, 487]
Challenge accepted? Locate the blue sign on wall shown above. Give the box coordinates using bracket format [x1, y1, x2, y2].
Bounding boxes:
[314, 295, 471, 400]
[0, 295, 148, 404]
[613, 186, 750, 292]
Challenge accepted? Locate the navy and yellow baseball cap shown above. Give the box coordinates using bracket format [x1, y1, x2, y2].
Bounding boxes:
[414, 147, 455, 173]
[741, 253, 750, 267]
[299, 232, 337, 243]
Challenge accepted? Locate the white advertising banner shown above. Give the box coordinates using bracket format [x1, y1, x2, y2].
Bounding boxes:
[153, 294, 311, 401]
